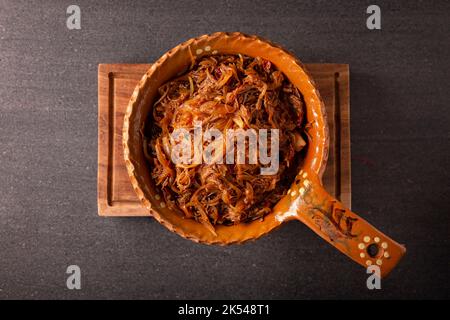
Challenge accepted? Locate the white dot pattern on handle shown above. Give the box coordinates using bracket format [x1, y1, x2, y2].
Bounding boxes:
[363, 236, 371, 243]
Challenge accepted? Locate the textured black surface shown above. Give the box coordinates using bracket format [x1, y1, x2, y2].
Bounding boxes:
[0, 0, 449, 299]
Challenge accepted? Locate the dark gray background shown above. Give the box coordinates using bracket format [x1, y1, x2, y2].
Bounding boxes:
[0, 0, 448, 299]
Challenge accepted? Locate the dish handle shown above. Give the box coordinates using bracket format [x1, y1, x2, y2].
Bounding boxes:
[285, 170, 406, 278]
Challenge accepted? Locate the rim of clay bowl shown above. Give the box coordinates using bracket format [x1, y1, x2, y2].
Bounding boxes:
[123, 32, 329, 244]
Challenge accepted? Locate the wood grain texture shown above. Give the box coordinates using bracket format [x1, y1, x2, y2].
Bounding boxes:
[98, 63, 351, 216]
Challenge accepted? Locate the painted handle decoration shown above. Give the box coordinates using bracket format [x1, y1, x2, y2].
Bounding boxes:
[283, 169, 406, 278]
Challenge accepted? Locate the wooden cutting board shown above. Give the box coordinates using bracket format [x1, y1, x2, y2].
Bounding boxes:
[98, 63, 351, 216]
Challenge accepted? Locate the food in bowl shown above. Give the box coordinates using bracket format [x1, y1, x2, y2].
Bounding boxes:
[143, 53, 307, 234]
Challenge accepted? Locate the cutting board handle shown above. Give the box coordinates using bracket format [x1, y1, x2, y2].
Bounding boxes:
[290, 170, 406, 278]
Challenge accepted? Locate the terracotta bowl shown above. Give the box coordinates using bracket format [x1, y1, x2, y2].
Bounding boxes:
[123, 32, 405, 277]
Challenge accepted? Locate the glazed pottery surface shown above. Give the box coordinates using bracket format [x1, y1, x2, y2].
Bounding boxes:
[123, 32, 405, 277]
